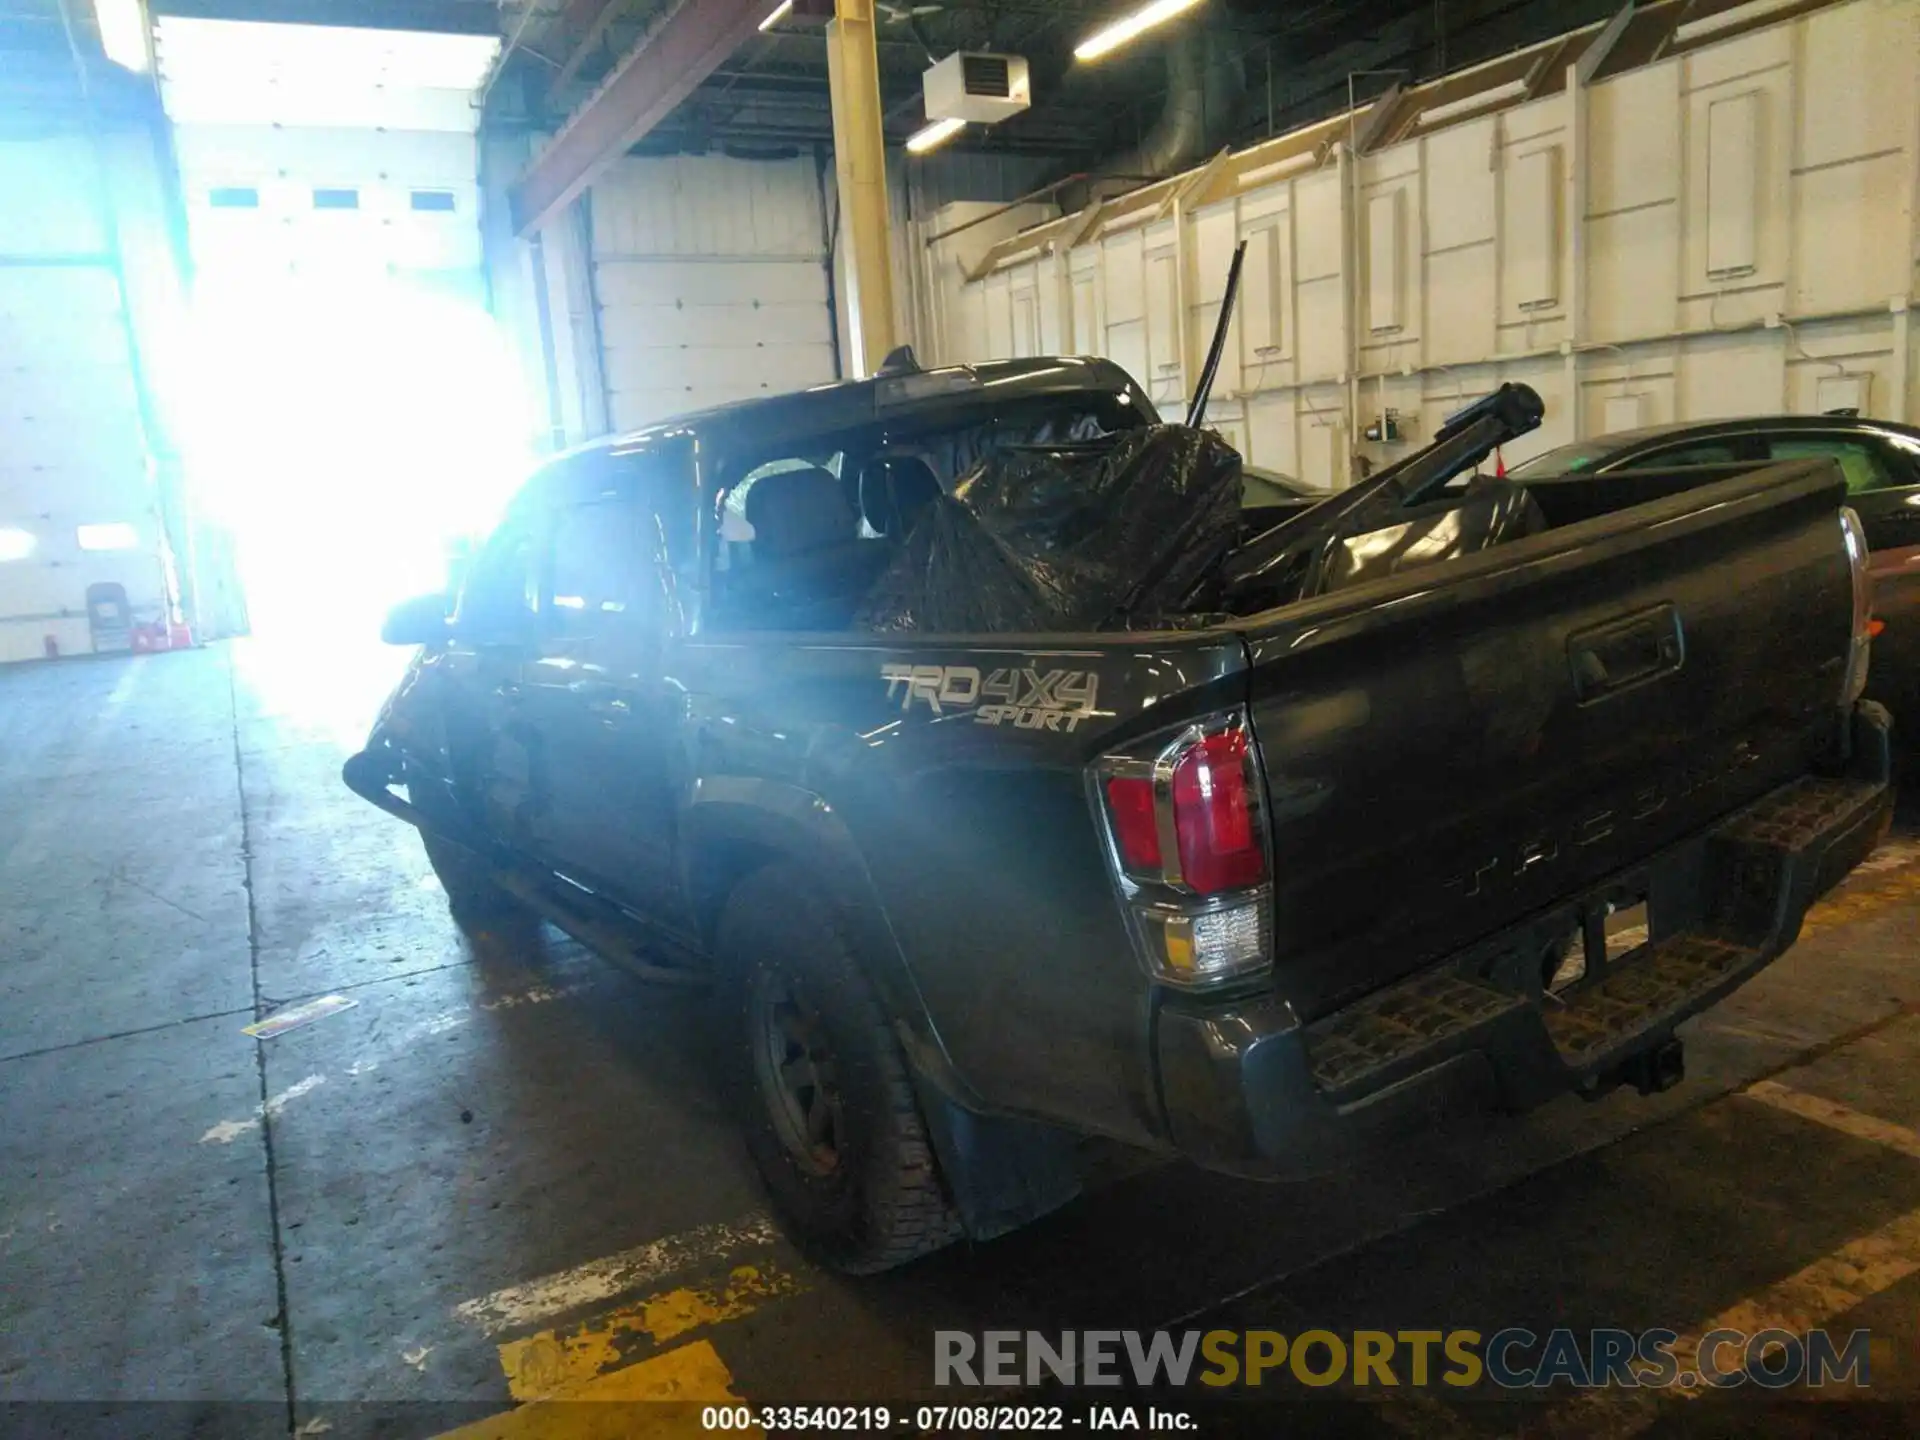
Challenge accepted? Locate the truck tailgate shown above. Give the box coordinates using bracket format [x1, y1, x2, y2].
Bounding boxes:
[1240, 459, 1856, 1022]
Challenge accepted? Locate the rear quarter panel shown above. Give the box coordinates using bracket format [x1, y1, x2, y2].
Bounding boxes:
[672, 630, 1247, 1147]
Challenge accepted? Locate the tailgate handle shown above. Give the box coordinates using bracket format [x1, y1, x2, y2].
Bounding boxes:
[1569, 604, 1685, 703]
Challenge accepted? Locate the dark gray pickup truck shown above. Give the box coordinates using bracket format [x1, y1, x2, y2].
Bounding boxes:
[347, 356, 1892, 1273]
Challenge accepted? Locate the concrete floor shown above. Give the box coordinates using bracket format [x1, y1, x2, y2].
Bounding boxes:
[4, 640, 1920, 1439]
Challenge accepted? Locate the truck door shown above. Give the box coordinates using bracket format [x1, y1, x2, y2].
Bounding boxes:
[442, 511, 543, 851]
[519, 447, 692, 930]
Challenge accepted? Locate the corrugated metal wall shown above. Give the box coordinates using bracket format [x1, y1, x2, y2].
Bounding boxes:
[587, 154, 839, 430]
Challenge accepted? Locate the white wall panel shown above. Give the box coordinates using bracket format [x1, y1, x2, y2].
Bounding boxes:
[1587, 63, 1682, 217]
[1366, 189, 1405, 334]
[1704, 91, 1761, 281]
[1793, 153, 1909, 313]
[930, 0, 1920, 489]
[1071, 270, 1098, 354]
[1424, 120, 1498, 251]
[1294, 169, 1344, 282]
[1798, 0, 1910, 165]
[1145, 246, 1181, 403]
[1681, 332, 1786, 417]
[1245, 391, 1300, 482]
[1507, 146, 1562, 312]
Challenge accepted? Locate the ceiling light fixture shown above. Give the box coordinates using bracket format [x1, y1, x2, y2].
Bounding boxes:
[758, 0, 793, 31]
[907, 116, 964, 154]
[1074, 0, 1206, 63]
[92, 0, 150, 73]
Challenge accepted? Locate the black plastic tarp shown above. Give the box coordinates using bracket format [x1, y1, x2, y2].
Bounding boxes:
[857, 424, 1243, 634]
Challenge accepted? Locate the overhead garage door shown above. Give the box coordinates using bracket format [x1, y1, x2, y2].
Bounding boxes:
[0, 135, 169, 664]
[589, 155, 839, 430]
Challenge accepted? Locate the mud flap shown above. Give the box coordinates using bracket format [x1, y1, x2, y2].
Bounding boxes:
[912, 1076, 1083, 1242]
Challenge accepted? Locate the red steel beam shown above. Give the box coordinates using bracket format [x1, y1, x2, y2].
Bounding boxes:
[511, 0, 774, 236]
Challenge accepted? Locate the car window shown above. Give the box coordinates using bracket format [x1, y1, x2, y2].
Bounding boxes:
[456, 517, 537, 632]
[1765, 437, 1897, 494]
[547, 501, 647, 639]
[1505, 440, 1617, 479]
[1616, 439, 1744, 469]
[722, 451, 847, 546]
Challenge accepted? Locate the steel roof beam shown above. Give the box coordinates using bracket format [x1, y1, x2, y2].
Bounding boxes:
[510, 0, 773, 235]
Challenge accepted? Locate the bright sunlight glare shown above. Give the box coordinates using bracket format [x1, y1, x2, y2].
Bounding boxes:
[181, 271, 532, 645]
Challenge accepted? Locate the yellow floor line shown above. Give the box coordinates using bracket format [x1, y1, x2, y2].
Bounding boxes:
[1742, 1079, 1920, 1161]
[1798, 867, 1920, 940]
[432, 1338, 757, 1439]
[453, 1216, 781, 1336]
[1531, 1087, 1920, 1439]
[499, 1262, 804, 1402]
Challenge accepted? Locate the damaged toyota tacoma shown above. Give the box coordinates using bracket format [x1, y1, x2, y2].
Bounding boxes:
[347, 352, 1893, 1273]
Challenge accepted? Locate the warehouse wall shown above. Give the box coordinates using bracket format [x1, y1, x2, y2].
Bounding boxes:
[490, 145, 1068, 447]
[0, 127, 184, 664]
[930, 0, 1920, 490]
[578, 153, 840, 432]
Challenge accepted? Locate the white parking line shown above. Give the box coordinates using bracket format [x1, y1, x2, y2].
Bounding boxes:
[199, 1073, 326, 1144]
[451, 1215, 781, 1336]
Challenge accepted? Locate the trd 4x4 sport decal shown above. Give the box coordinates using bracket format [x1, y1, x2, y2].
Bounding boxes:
[881, 663, 1102, 732]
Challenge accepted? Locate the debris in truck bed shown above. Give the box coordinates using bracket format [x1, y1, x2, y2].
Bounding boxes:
[857, 424, 1243, 634]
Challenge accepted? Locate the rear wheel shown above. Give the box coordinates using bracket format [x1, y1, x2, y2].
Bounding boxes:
[715, 863, 962, 1273]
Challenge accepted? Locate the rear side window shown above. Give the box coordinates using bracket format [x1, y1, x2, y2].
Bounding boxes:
[1617, 439, 1746, 469]
[1765, 437, 1896, 494]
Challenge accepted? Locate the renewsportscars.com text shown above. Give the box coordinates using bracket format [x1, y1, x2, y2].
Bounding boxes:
[934, 1327, 1871, 1391]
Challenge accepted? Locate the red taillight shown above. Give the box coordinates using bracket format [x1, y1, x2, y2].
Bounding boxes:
[1170, 729, 1263, 894]
[1104, 775, 1162, 872]
[1095, 712, 1272, 988]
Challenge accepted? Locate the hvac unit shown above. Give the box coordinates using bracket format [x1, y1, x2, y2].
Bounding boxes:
[923, 52, 1031, 124]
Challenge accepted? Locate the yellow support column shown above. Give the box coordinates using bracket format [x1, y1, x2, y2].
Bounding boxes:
[825, 0, 897, 376]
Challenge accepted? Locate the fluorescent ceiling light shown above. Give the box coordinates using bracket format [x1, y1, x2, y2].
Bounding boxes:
[94, 0, 150, 73]
[1074, 0, 1206, 63]
[0, 528, 34, 562]
[1414, 78, 1528, 128]
[758, 0, 793, 32]
[907, 116, 964, 154]
[1673, 0, 1801, 43]
[77, 522, 139, 552]
[1238, 151, 1317, 187]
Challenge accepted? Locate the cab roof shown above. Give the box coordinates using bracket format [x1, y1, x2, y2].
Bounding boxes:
[558, 355, 1150, 465]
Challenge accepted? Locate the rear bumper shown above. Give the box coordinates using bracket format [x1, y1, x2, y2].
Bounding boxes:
[1155, 702, 1896, 1179]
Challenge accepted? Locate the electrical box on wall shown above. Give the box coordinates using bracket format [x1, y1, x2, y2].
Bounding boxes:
[1817, 374, 1869, 416]
[923, 53, 1031, 124]
[1363, 410, 1406, 444]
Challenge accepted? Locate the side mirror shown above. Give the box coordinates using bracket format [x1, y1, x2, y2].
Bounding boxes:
[381, 592, 451, 646]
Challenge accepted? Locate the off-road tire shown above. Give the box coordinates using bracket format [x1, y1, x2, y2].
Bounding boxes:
[715, 863, 963, 1273]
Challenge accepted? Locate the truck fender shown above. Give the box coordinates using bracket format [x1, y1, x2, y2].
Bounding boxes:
[680, 776, 980, 1108]
[682, 778, 1084, 1241]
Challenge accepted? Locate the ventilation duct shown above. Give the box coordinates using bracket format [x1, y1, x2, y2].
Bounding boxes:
[1064, 23, 1246, 210]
